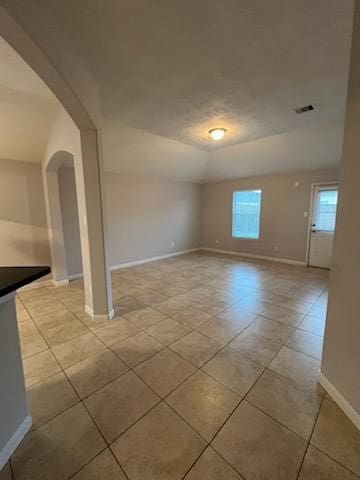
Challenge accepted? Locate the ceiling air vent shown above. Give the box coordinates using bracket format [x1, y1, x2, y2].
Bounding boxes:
[295, 104, 314, 114]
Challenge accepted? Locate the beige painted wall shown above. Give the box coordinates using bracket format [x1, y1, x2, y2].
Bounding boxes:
[321, 3, 360, 418]
[0, 85, 57, 164]
[200, 169, 339, 263]
[104, 174, 200, 266]
[53, 169, 200, 270]
[0, 159, 50, 266]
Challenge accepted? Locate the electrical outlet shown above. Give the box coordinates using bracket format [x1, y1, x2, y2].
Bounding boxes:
[274, 245, 279, 252]
[215, 239, 219, 244]
[171, 241, 175, 248]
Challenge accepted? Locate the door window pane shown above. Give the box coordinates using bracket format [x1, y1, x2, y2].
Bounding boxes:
[316, 189, 338, 231]
[232, 190, 261, 239]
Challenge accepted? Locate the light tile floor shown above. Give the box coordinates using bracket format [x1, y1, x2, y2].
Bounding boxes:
[2, 252, 360, 480]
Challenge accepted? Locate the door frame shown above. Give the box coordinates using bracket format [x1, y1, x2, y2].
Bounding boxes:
[306, 181, 339, 267]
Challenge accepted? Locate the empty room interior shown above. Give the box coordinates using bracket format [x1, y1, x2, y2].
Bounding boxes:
[0, 1, 359, 479]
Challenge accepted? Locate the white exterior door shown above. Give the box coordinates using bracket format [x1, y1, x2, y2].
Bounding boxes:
[308, 185, 338, 268]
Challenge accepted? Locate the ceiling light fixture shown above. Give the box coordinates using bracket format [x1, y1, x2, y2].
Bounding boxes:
[209, 128, 227, 141]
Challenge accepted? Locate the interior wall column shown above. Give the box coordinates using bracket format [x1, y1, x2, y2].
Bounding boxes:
[42, 170, 68, 283]
[74, 129, 113, 320]
[320, 1, 360, 427]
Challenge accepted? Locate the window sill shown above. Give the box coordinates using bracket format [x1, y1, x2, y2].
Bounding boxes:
[232, 236, 260, 240]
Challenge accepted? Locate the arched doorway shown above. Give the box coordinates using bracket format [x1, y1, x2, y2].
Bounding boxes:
[44, 150, 82, 285]
[0, 6, 112, 319]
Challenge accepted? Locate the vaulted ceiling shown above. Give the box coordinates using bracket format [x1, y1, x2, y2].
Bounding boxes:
[0, 0, 354, 180]
[0, 37, 57, 163]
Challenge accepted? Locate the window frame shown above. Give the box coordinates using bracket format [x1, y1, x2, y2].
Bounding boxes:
[314, 188, 338, 232]
[231, 188, 262, 240]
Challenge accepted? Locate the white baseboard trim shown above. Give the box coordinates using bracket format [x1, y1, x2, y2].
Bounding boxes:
[84, 305, 115, 321]
[58, 249, 200, 283]
[19, 274, 80, 291]
[18, 277, 70, 292]
[67, 272, 83, 281]
[0, 415, 32, 470]
[52, 279, 69, 287]
[18, 279, 53, 292]
[110, 248, 201, 271]
[200, 247, 307, 266]
[319, 371, 360, 430]
[19, 249, 200, 294]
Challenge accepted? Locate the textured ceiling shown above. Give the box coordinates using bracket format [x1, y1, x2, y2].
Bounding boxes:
[100, 119, 343, 183]
[5, 0, 353, 151]
[205, 120, 343, 182]
[0, 0, 354, 180]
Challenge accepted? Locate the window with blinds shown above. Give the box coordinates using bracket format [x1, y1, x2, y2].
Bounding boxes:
[316, 189, 338, 231]
[232, 190, 262, 239]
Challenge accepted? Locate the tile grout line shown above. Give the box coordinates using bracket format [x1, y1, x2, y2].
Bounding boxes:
[17, 296, 56, 359]
[19, 287, 325, 402]
[304, 443, 360, 479]
[21, 288, 137, 456]
[72, 307, 265, 475]
[117, 308, 329, 478]
[30, 291, 135, 480]
[14, 254, 331, 480]
[20, 287, 216, 478]
[104, 312, 275, 478]
[203, 363, 274, 480]
[295, 394, 326, 480]
[22, 297, 325, 433]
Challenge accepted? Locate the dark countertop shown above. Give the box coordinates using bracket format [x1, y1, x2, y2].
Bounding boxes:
[0, 266, 51, 298]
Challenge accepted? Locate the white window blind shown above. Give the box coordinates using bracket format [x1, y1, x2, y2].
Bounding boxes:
[316, 189, 338, 231]
[232, 190, 262, 239]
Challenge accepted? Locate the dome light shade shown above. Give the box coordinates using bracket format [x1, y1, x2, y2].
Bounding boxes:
[209, 128, 227, 141]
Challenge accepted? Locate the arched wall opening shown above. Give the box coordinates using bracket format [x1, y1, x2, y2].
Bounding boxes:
[58, 165, 83, 280]
[45, 150, 82, 285]
[0, 6, 113, 318]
